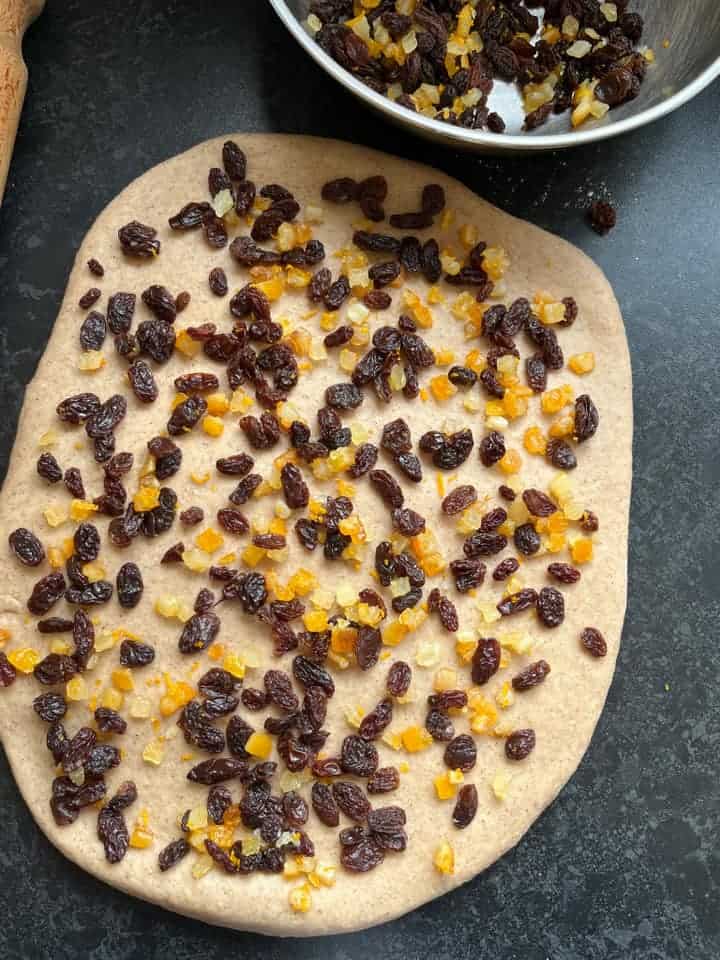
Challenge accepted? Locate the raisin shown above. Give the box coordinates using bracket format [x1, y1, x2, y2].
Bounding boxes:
[514, 522, 541, 556]
[311, 783, 339, 827]
[282, 791, 309, 830]
[187, 757, 246, 785]
[47, 722, 69, 763]
[312, 756, 342, 779]
[160, 542, 184, 564]
[159, 838, 191, 871]
[216, 452, 254, 476]
[280, 463, 309, 510]
[61, 726, 97, 773]
[169, 201, 213, 230]
[118, 220, 159, 258]
[324, 275, 351, 311]
[448, 366, 477, 388]
[389, 210, 433, 230]
[512, 659, 551, 691]
[386, 661, 411, 698]
[497, 587, 538, 617]
[226, 715, 253, 758]
[444, 734, 477, 772]
[215, 507, 248, 535]
[239, 412, 280, 449]
[221, 139, 246, 179]
[479, 367, 504, 399]
[321, 177, 358, 203]
[325, 382, 363, 410]
[369, 469, 404, 509]
[428, 690, 468, 713]
[391, 507, 426, 537]
[241, 688, 267, 711]
[481, 507, 507, 532]
[142, 285, 176, 324]
[449, 557, 486, 593]
[546, 438, 577, 471]
[341, 735, 378, 777]
[87, 258, 104, 277]
[56, 392, 101, 424]
[505, 728, 536, 761]
[349, 442, 378, 478]
[537, 586, 564, 628]
[323, 324, 353, 348]
[588, 200, 616, 235]
[33, 691, 67, 722]
[463, 531, 506, 558]
[93, 434, 114, 463]
[547, 562, 581, 584]
[27, 571, 66, 615]
[401, 331, 435, 369]
[421, 238, 441, 283]
[62, 467, 85, 498]
[116, 562, 143, 609]
[119, 638, 155, 667]
[98, 801, 132, 863]
[167, 395, 207, 435]
[492, 557, 518, 582]
[341, 837, 384, 873]
[358, 698, 393, 741]
[471, 637, 500, 685]
[180, 506, 204, 527]
[65, 581, 113, 606]
[174, 371, 220, 393]
[367, 767, 400, 794]
[136, 318, 175, 363]
[357, 175, 387, 221]
[84, 744, 121, 776]
[178, 613, 220, 655]
[79, 310, 107, 351]
[368, 261, 401, 289]
[428, 589, 459, 632]
[426, 709, 455, 742]
[178, 701, 225, 753]
[452, 784, 478, 829]
[94, 707, 127, 734]
[8, 528, 45, 567]
[581, 627, 607, 658]
[574, 394, 599, 442]
[292, 656, 335, 696]
[333, 781, 371, 822]
[352, 230, 399, 255]
[37, 452, 62, 483]
[37, 617, 73, 634]
[522, 489, 558, 517]
[229, 474, 262, 505]
[264, 670, 299, 712]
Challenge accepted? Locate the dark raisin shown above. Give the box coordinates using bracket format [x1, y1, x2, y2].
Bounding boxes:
[481, 507, 507, 532]
[174, 371, 220, 393]
[61, 726, 97, 773]
[449, 557, 486, 593]
[471, 637, 501, 685]
[136, 318, 175, 363]
[444, 734, 477, 772]
[546, 438, 577, 471]
[448, 365, 478, 388]
[581, 627, 607, 658]
[32, 652, 77, 685]
[142, 284, 176, 324]
[441, 485, 477, 516]
[479, 367, 504, 399]
[352, 230, 399, 255]
[216, 452, 254, 476]
[497, 587, 538, 617]
[8, 528, 45, 567]
[333, 781, 371, 822]
[94, 707, 127, 734]
[420, 238, 441, 283]
[367, 767, 400, 794]
[159, 838, 191, 872]
[321, 177, 358, 203]
[391, 507, 425, 537]
[341, 734, 378, 777]
[37, 617, 73, 634]
[493, 557, 519, 581]
[512, 659, 551, 691]
[56, 392, 101, 424]
[427, 690, 468, 712]
[229, 474, 262, 505]
[264, 669, 299, 712]
[222, 140, 247, 179]
[280, 463, 309, 510]
[79, 310, 107, 351]
[428, 589, 459, 632]
[514, 522, 541, 556]
[178, 613, 220, 655]
[368, 261, 401, 289]
[357, 174, 387, 221]
[426, 709, 455, 742]
[180, 506, 204, 527]
[37, 452, 62, 483]
[65, 580, 113, 606]
[187, 757, 247, 785]
[116, 562, 143, 609]
[588, 200, 617, 235]
[323, 324, 353, 348]
[169, 201, 213, 230]
[537, 586, 565, 628]
[505, 728, 536, 761]
[369, 469, 404, 509]
[522, 489, 558, 517]
[349, 442, 378, 479]
[525, 354, 547, 393]
[312, 756, 342, 779]
[326, 382, 363, 410]
[27, 571, 66, 615]
[547, 562, 581, 584]
[452, 784, 478, 829]
[119, 638, 155, 667]
[87, 258, 104, 277]
[167, 395, 207, 435]
[118, 220, 159, 258]
[574, 394, 599, 442]
[32, 691, 67, 722]
[463, 531, 506, 558]
[358, 698, 393, 741]
[226, 715, 253, 758]
[340, 837, 384, 873]
[85, 394, 127, 439]
[292, 656, 335, 696]
[311, 782, 339, 827]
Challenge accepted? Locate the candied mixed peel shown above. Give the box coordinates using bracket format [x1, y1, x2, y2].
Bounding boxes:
[0, 135, 627, 929]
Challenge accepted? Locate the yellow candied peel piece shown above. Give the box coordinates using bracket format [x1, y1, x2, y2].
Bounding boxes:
[434, 840, 455, 875]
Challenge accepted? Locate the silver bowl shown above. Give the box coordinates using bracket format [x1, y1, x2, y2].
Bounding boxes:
[268, 0, 720, 152]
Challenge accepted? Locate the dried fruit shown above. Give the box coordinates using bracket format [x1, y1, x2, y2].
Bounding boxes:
[452, 784, 478, 829]
[514, 523, 541, 556]
[333, 781, 371, 822]
[505, 728, 536, 761]
[281, 463, 309, 510]
[449, 557, 486, 593]
[159, 838, 191, 871]
[443, 734, 476, 772]
[118, 221, 159, 258]
[341, 735, 378, 777]
[27, 571, 67, 615]
[574, 394, 599, 442]
[581, 626, 607, 658]
[312, 783, 340, 827]
[512, 659, 551, 691]
[479, 431, 506, 467]
[9, 528, 45, 567]
[537, 586, 564, 627]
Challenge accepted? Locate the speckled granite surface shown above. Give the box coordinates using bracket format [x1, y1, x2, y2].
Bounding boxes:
[0, 2, 717, 958]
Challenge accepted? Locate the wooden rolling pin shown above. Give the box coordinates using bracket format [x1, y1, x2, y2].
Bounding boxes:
[0, 0, 45, 204]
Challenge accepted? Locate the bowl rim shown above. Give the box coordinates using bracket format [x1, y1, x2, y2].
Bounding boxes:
[268, 0, 720, 151]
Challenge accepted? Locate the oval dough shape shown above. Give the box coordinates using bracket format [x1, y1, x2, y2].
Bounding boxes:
[0, 135, 631, 936]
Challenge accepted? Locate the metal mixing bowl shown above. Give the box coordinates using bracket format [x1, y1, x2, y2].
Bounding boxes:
[268, 1, 720, 152]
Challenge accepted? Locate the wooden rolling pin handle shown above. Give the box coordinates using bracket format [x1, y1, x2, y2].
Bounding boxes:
[0, 0, 45, 204]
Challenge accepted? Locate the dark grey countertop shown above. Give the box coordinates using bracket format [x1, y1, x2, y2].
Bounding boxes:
[0, 2, 718, 958]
